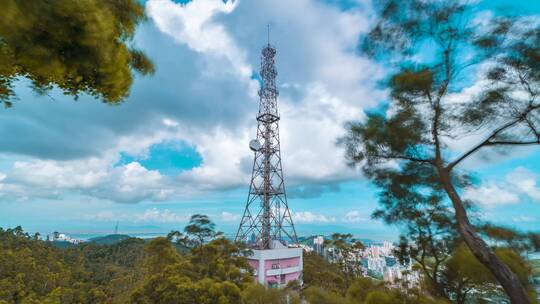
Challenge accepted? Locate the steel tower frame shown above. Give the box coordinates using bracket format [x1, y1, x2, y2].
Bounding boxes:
[235, 36, 298, 250]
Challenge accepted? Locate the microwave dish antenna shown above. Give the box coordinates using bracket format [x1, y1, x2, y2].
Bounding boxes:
[249, 139, 262, 152]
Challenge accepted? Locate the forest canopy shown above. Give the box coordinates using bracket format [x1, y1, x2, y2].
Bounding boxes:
[0, 0, 154, 107]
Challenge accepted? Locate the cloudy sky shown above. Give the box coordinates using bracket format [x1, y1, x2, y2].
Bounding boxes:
[0, 0, 539, 240]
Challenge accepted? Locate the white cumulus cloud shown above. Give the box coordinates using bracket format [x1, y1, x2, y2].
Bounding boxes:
[89, 208, 188, 223]
[460, 166, 540, 211]
[146, 0, 254, 83]
[135, 208, 188, 223]
[221, 211, 239, 222]
[0, 0, 384, 204]
[511, 215, 537, 223]
[507, 167, 540, 202]
[294, 211, 336, 223]
[463, 183, 520, 208]
[342, 210, 365, 223]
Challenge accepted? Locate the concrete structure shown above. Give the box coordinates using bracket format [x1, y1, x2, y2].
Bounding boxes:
[313, 235, 324, 254]
[248, 241, 303, 288]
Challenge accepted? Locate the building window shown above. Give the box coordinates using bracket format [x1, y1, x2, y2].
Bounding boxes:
[280, 274, 286, 284]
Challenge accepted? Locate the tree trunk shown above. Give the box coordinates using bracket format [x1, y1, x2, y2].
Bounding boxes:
[455, 280, 468, 304]
[457, 291, 467, 304]
[438, 169, 531, 304]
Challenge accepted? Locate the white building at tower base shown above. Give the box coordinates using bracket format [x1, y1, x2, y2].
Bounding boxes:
[247, 241, 303, 288]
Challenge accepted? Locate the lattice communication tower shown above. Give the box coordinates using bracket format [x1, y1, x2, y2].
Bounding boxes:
[235, 34, 298, 250]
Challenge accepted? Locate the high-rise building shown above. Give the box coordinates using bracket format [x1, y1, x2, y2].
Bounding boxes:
[313, 235, 324, 254]
[235, 30, 302, 288]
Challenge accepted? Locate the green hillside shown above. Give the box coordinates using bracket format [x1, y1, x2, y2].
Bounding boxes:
[88, 234, 131, 245]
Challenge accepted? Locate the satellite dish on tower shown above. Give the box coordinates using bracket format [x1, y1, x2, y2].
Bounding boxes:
[249, 139, 261, 152]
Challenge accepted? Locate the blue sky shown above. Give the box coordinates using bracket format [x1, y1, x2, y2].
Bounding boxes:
[0, 0, 539, 241]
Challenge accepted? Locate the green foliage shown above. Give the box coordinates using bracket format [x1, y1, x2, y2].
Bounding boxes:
[0, 0, 154, 107]
[391, 69, 434, 100]
[323, 234, 365, 284]
[303, 252, 349, 294]
[143, 237, 182, 274]
[344, 0, 540, 301]
[392, 204, 457, 300]
[346, 277, 385, 303]
[303, 277, 442, 304]
[392, 215, 538, 303]
[304, 286, 349, 304]
[0, 226, 146, 303]
[0, 224, 256, 303]
[439, 243, 537, 303]
[241, 284, 286, 304]
[132, 236, 253, 304]
[132, 276, 242, 304]
[0, 219, 287, 304]
[88, 234, 131, 245]
[495, 248, 532, 285]
[365, 290, 393, 304]
[478, 224, 540, 253]
[185, 214, 222, 247]
[4, 225, 511, 304]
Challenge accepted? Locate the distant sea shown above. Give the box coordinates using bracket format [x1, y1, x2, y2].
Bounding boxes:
[68, 232, 168, 241]
[65, 232, 387, 244]
[67, 232, 239, 241]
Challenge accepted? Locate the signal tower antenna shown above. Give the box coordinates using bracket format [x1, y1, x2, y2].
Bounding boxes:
[267, 24, 270, 46]
[236, 29, 298, 250]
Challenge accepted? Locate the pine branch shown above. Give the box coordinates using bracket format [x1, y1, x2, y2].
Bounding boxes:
[447, 104, 540, 171]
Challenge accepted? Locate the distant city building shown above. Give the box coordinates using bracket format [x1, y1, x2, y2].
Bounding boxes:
[306, 238, 420, 288]
[313, 235, 324, 254]
[370, 245, 380, 258]
[382, 241, 393, 255]
[47, 231, 83, 244]
[299, 243, 313, 253]
[383, 265, 401, 283]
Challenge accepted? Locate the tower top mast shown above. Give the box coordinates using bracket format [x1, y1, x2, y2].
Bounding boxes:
[267, 24, 270, 46]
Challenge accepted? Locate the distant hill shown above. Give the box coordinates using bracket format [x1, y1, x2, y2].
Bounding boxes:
[89, 234, 131, 245]
[50, 240, 78, 249]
